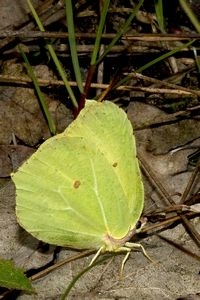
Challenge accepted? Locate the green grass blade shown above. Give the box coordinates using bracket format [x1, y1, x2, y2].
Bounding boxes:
[80, 0, 110, 101]
[18, 45, 56, 135]
[27, 0, 78, 109]
[96, 0, 145, 65]
[154, 0, 165, 32]
[91, 0, 110, 65]
[115, 39, 195, 88]
[65, 0, 83, 93]
[61, 256, 110, 300]
[82, 0, 144, 100]
[46, 45, 78, 108]
[136, 40, 194, 73]
[179, 0, 200, 33]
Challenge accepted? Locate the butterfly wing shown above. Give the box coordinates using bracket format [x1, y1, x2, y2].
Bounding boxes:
[12, 101, 144, 250]
[66, 101, 144, 233]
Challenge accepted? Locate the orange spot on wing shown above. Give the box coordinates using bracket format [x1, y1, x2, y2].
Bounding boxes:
[73, 180, 81, 189]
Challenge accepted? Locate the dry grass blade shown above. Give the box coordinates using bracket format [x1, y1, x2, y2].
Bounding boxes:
[138, 152, 200, 248]
[29, 250, 95, 282]
[157, 234, 200, 262]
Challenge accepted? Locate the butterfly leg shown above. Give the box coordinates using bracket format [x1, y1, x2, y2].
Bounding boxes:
[89, 247, 104, 266]
[125, 242, 153, 262]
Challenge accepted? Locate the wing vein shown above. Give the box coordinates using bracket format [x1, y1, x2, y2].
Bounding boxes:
[90, 158, 109, 232]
